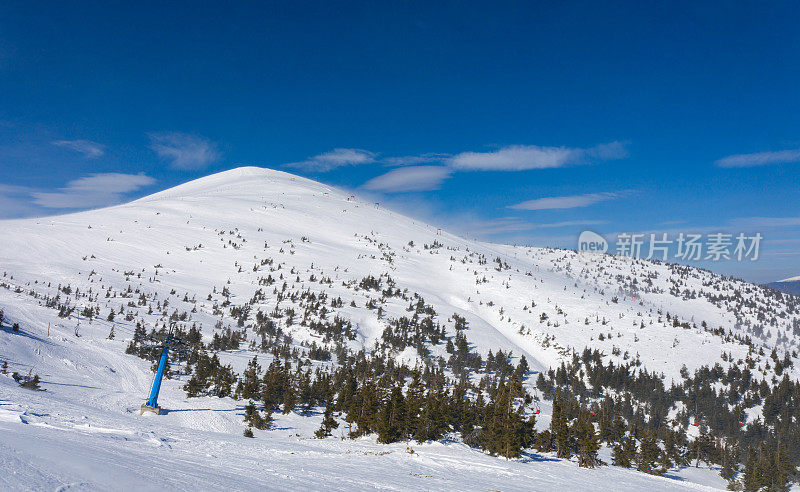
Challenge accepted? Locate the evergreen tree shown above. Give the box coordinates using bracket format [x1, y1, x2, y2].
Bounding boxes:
[612, 436, 636, 468]
[282, 378, 296, 414]
[244, 400, 271, 430]
[535, 429, 554, 453]
[377, 385, 406, 444]
[315, 400, 340, 438]
[663, 429, 684, 467]
[719, 443, 738, 485]
[576, 417, 601, 468]
[298, 370, 313, 413]
[776, 442, 797, 490]
[551, 394, 571, 459]
[691, 429, 713, 468]
[19, 373, 41, 390]
[742, 447, 760, 492]
[351, 380, 380, 437]
[404, 370, 425, 437]
[236, 356, 262, 400]
[482, 379, 526, 458]
[637, 430, 662, 475]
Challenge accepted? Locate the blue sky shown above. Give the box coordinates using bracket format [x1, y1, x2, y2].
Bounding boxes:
[1, 2, 798, 283]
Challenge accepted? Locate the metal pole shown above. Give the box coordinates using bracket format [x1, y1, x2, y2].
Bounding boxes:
[145, 346, 169, 409]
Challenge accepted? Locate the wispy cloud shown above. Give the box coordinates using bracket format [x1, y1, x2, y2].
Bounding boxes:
[730, 216, 800, 228]
[0, 184, 37, 218]
[52, 139, 105, 159]
[534, 219, 609, 228]
[302, 141, 628, 193]
[466, 217, 536, 235]
[285, 148, 376, 172]
[448, 141, 627, 171]
[31, 173, 156, 209]
[381, 153, 449, 167]
[465, 217, 608, 236]
[361, 166, 452, 192]
[509, 192, 622, 210]
[716, 148, 800, 168]
[149, 132, 221, 170]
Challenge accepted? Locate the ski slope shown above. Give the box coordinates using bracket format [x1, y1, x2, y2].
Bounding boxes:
[1, 166, 796, 490]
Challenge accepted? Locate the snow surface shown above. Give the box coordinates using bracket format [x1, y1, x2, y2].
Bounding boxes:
[1, 166, 794, 490]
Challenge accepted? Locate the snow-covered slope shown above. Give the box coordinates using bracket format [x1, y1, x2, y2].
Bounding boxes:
[1, 166, 797, 490]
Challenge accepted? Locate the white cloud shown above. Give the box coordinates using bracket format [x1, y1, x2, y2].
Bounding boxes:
[730, 216, 800, 228]
[381, 153, 449, 167]
[361, 166, 453, 193]
[715, 149, 800, 168]
[285, 148, 376, 172]
[534, 219, 609, 228]
[465, 217, 536, 235]
[31, 173, 156, 209]
[509, 192, 621, 210]
[149, 132, 221, 170]
[448, 141, 627, 171]
[0, 184, 37, 218]
[53, 139, 105, 159]
[464, 217, 608, 236]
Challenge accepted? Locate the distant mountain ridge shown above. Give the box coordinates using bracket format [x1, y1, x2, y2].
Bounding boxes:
[766, 276, 800, 295]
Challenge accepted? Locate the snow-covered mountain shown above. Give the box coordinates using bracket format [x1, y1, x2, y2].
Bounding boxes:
[2, 167, 798, 490]
[766, 276, 800, 295]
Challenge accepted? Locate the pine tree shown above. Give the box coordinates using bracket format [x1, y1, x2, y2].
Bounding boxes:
[691, 429, 713, 468]
[413, 393, 436, 444]
[612, 436, 636, 468]
[776, 442, 796, 490]
[377, 385, 406, 444]
[663, 429, 684, 467]
[262, 360, 285, 411]
[351, 380, 379, 437]
[576, 417, 600, 468]
[742, 447, 759, 492]
[315, 400, 339, 438]
[298, 370, 313, 413]
[244, 400, 271, 430]
[551, 394, 571, 459]
[404, 370, 424, 437]
[719, 443, 738, 485]
[107, 326, 115, 340]
[236, 356, 262, 400]
[483, 380, 525, 459]
[19, 373, 41, 390]
[262, 406, 274, 429]
[637, 430, 662, 475]
[282, 375, 296, 414]
[657, 444, 673, 475]
[522, 413, 537, 451]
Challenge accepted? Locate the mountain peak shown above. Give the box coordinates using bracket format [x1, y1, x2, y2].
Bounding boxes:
[134, 166, 328, 204]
